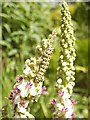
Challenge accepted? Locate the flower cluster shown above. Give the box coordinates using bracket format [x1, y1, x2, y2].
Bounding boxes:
[8, 30, 57, 118]
[50, 1, 76, 118]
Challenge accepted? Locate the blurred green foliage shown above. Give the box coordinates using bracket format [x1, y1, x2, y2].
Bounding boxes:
[0, 2, 88, 118]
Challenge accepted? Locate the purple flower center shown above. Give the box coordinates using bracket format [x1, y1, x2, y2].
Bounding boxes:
[71, 99, 77, 105]
[8, 92, 14, 100]
[51, 108, 56, 113]
[10, 92, 13, 97]
[71, 113, 76, 118]
[41, 86, 47, 95]
[50, 99, 57, 105]
[8, 97, 13, 100]
[58, 90, 64, 97]
[19, 101, 26, 108]
[16, 76, 23, 82]
[14, 86, 20, 94]
[61, 107, 68, 113]
[25, 82, 33, 89]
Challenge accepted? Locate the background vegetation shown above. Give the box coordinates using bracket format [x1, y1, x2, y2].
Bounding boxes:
[0, 2, 89, 118]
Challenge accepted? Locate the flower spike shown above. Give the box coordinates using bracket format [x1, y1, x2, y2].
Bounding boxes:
[50, 1, 76, 118]
[8, 30, 57, 118]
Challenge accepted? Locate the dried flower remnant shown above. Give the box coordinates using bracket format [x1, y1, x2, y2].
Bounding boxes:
[50, 99, 57, 105]
[8, 30, 57, 118]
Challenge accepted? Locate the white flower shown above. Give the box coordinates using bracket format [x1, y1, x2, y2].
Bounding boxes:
[67, 83, 73, 90]
[62, 88, 70, 99]
[70, 64, 74, 69]
[70, 82, 75, 87]
[64, 43, 68, 48]
[73, 53, 76, 57]
[63, 66, 67, 71]
[61, 60, 64, 63]
[71, 71, 75, 75]
[66, 76, 70, 81]
[63, 93, 70, 99]
[71, 76, 75, 81]
[60, 55, 63, 59]
[64, 100, 73, 118]
[62, 62, 67, 67]
[17, 81, 28, 97]
[57, 79, 62, 84]
[14, 94, 20, 104]
[17, 81, 26, 90]
[65, 109, 73, 118]
[24, 66, 34, 77]
[17, 81, 36, 97]
[38, 82, 43, 88]
[67, 54, 70, 59]
[64, 30, 67, 34]
[64, 99, 72, 108]
[66, 71, 71, 76]
[25, 59, 30, 67]
[69, 89, 73, 94]
[65, 34, 69, 39]
[71, 47, 75, 52]
[65, 49, 69, 54]
[30, 84, 36, 96]
[62, 39, 65, 43]
[69, 58, 73, 63]
[56, 103, 63, 111]
[71, 66, 75, 70]
[17, 100, 29, 113]
[24, 66, 31, 75]
[21, 89, 28, 98]
[31, 57, 37, 64]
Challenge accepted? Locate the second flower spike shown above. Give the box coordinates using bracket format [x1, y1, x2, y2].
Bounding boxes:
[8, 30, 57, 118]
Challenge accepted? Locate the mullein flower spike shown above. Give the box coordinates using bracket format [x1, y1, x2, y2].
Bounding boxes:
[8, 30, 57, 118]
[50, 1, 76, 118]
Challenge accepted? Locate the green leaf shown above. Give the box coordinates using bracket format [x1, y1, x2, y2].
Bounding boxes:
[8, 49, 18, 56]
[0, 41, 11, 48]
[4, 24, 11, 33]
